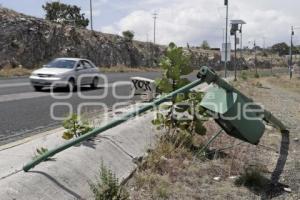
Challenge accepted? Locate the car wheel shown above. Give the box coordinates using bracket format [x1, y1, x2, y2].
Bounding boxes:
[68, 78, 75, 92]
[91, 77, 99, 89]
[33, 86, 43, 91]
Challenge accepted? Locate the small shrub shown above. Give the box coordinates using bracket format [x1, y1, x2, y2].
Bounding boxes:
[33, 147, 54, 161]
[255, 81, 263, 88]
[154, 177, 170, 199]
[122, 30, 134, 42]
[254, 73, 260, 78]
[235, 165, 268, 191]
[62, 113, 93, 140]
[240, 71, 248, 80]
[133, 173, 170, 199]
[89, 163, 129, 200]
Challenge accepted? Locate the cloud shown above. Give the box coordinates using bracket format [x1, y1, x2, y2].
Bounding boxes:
[100, 0, 299, 48]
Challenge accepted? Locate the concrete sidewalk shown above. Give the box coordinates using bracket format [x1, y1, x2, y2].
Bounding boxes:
[0, 105, 157, 200]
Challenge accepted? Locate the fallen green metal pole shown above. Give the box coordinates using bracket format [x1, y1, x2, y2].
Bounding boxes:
[23, 79, 203, 172]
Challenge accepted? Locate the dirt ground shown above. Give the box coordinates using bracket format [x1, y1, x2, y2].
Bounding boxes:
[125, 74, 300, 200]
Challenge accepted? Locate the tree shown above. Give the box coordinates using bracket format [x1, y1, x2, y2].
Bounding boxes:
[201, 40, 210, 50]
[271, 42, 289, 56]
[153, 43, 207, 149]
[42, 2, 89, 28]
[122, 30, 134, 42]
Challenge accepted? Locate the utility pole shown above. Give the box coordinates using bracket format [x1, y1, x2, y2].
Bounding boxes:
[289, 26, 294, 79]
[254, 40, 258, 76]
[90, 0, 93, 31]
[240, 25, 243, 58]
[224, 0, 229, 78]
[234, 30, 237, 81]
[153, 12, 158, 45]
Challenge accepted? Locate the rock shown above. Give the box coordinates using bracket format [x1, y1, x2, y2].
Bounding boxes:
[160, 156, 168, 161]
[213, 177, 221, 181]
[0, 7, 275, 70]
[284, 187, 292, 193]
[182, 159, 190, 166]
[293, 138, 299, 142]
[265, 125, 274, 130]
[228, 176, 237, 179]
[0, 7, 165, 68]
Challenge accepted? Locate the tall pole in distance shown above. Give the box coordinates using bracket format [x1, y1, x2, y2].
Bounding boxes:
[254, 40, 258, 76]
[90, 0, 93, 31]
[224, 0, 229, 78]
[289, 26, 294, 79]
[153, 12, 158, 45]
[240, 25, 243, 58]
[234, 31, 237, 81]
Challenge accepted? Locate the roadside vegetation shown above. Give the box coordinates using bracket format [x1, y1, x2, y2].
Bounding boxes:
[89, 162, 129, 200]
[33, 147, 55, 161]
[100, 65, 161, 73]
[122, 43, 297, 199]
[0, 66, 31, 77]
[267, 75, 300, 93]
[62, 113, 93, 140]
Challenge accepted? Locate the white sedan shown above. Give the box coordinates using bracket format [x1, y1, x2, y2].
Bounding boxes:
[29, 58, 101, 91]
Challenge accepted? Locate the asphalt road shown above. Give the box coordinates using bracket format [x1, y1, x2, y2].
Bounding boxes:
[0, 72, 164, 144]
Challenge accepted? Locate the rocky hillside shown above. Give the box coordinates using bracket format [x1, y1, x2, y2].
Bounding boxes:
[0, 7, 286, 71]
[0, 7, 163, 69]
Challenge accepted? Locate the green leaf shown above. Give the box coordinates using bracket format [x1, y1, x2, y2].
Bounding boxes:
[160, 104, 172, 110]
[178, 122, 190, 130]
[167, 65, 181, 80]
[175, 93, 187, 103]
[174, 104, 190, 112]
[62, 131, 74, 140]
[175, 78, 190, 89]
[155, 78, 173, 93]
[194, 120, 206, 135]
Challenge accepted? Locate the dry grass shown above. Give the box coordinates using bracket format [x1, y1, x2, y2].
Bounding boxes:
[100, 65, 161, 73]
[0, 66, 32, 77]
[125, 119, 268, 199]
[266, 75, 300, 93]
[126, 73, 292, 199]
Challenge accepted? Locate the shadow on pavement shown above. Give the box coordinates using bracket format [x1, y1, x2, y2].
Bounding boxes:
[36, 86, 104, 93]
[30, 171, 84, 200]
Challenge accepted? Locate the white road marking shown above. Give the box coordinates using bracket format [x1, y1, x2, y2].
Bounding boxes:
[0, 92, 50, 103]
[0, 82, 114, 89]
[0, 84, 115, 103]
[0, 82, 30, 88]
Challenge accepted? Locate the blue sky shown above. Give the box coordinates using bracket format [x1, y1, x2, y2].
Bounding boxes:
[1, 0, 300, 47]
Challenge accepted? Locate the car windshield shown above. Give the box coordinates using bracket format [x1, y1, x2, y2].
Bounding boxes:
[45, 60, 76, 69]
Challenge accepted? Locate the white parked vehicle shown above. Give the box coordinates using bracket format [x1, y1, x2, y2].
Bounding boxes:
[29, 58, 101, 91]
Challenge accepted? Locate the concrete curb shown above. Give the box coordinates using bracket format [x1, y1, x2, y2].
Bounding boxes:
[0, 108, 157, 199]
